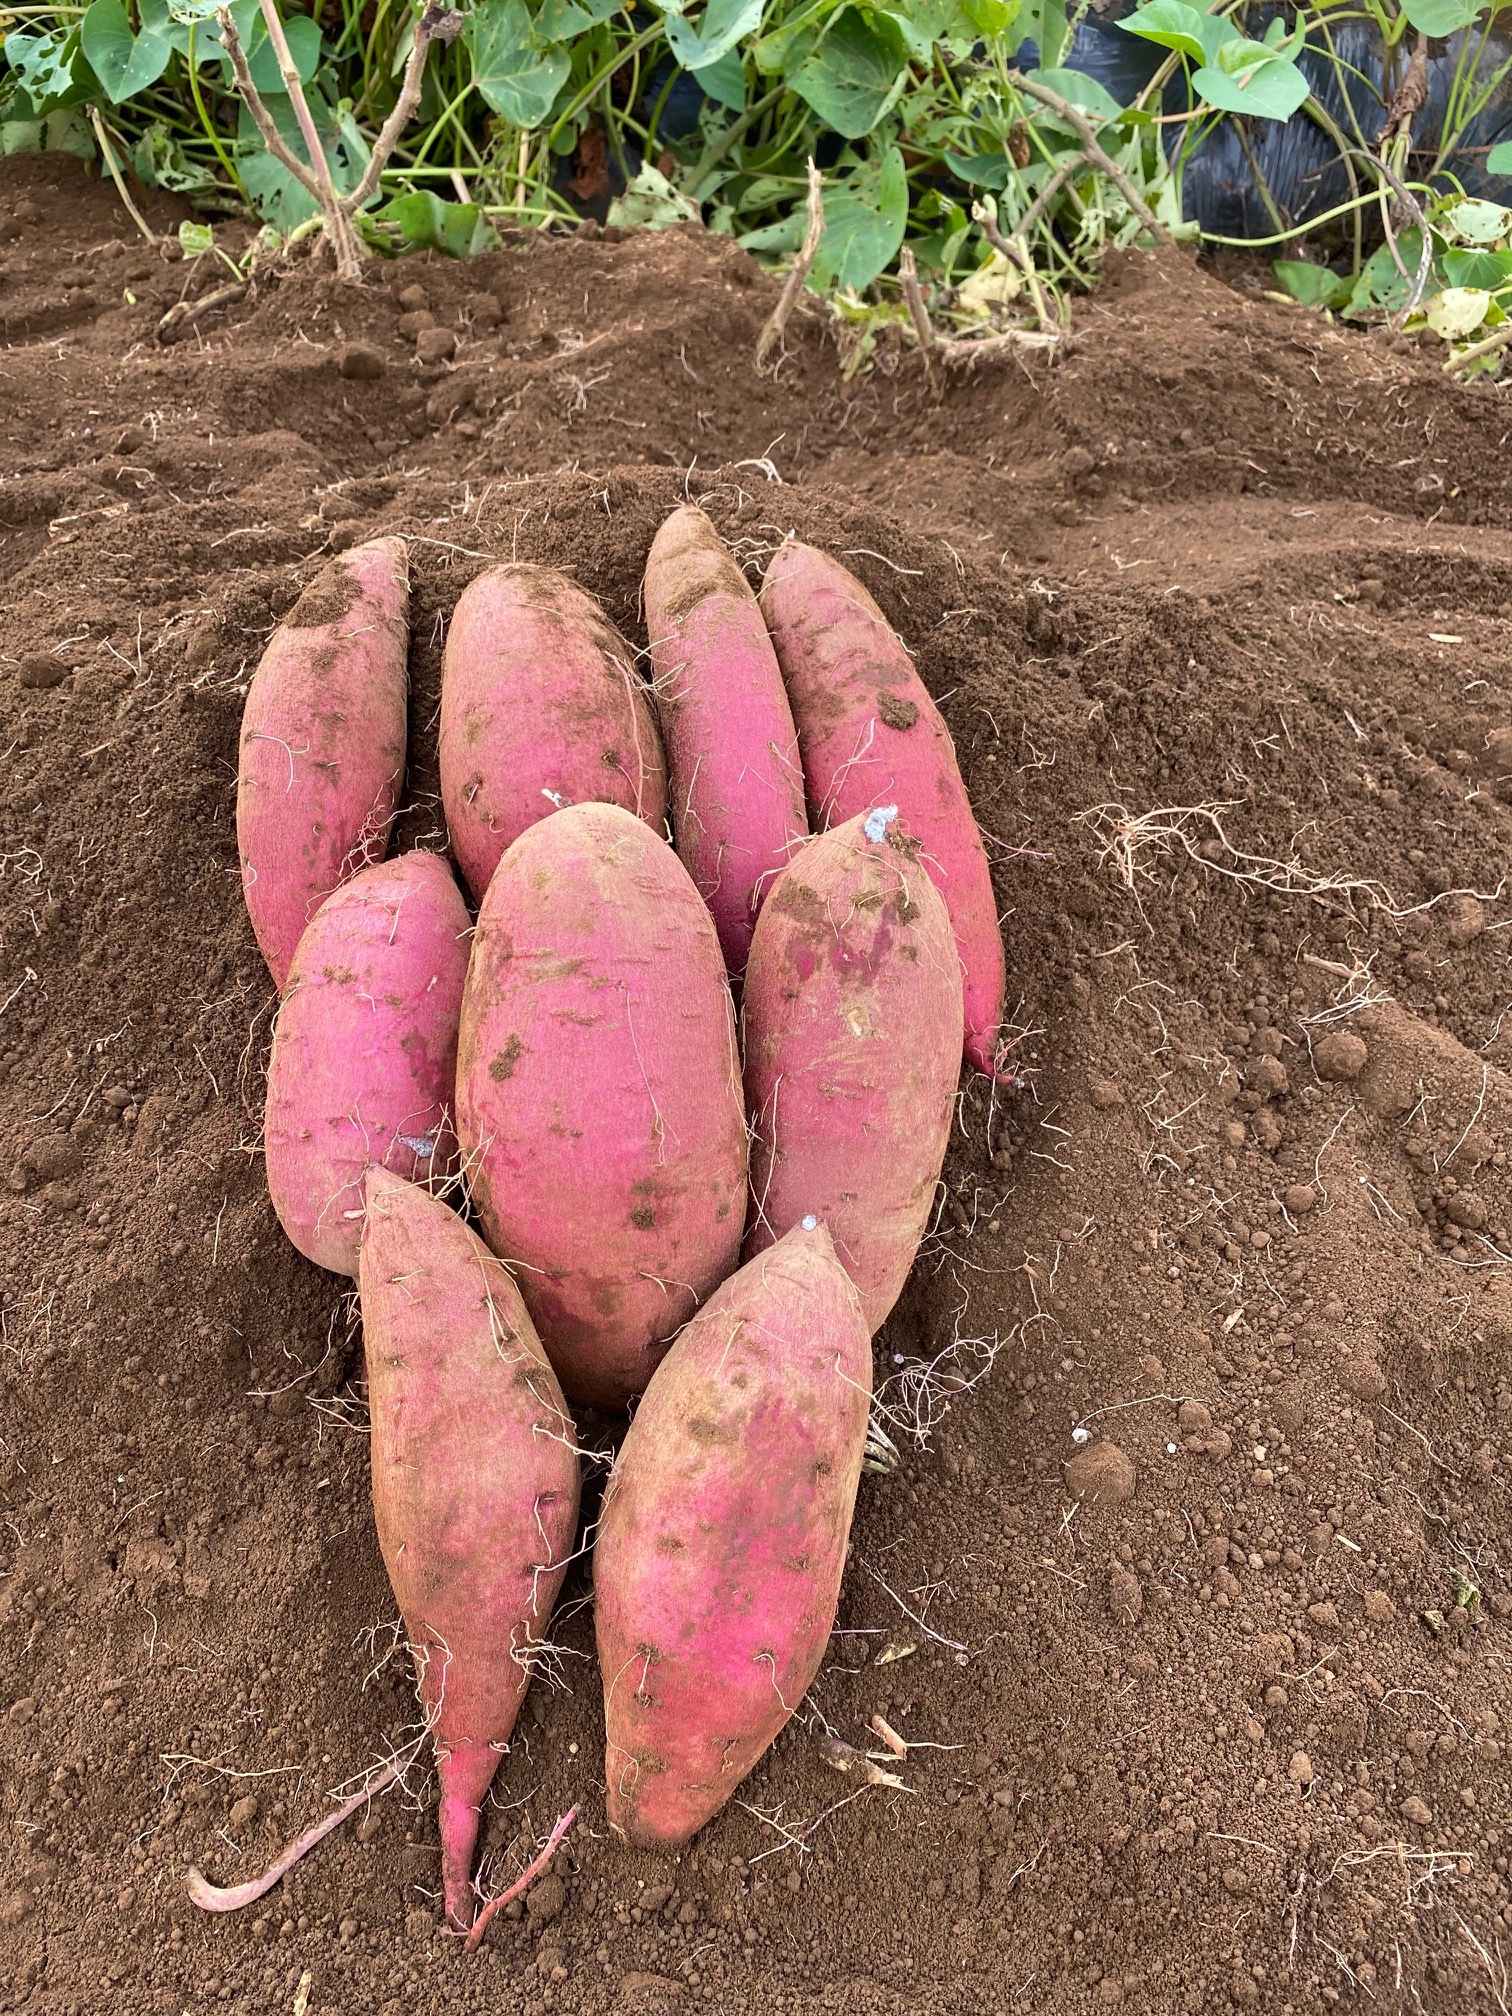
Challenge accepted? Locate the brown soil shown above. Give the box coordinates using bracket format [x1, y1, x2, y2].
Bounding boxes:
[4, 152, 1512, 2016]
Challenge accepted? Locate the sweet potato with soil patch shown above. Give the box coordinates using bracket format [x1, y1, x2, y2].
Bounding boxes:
[440, 564, 668, 901]
[742, 807, 962, 1332]
[643, 504, 807, 974]
[759, 540, 1006, 1076]
[237, 536, 409, 988]
[265, 852, 469, 1276]
[595, 1220, 870, 1847]
[455, 801, 746, 1410]
[360, 1166, 580, 1929]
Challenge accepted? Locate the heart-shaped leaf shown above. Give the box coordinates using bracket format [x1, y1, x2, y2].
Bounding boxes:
[81, 0, 173, 103]
[465, 0, 569, 129]
[790, 8, 908, 140]
[1192, 50, 1309, 121]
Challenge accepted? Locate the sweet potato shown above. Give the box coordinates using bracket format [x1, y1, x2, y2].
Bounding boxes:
[759, 540, 1006, 1076]
[595, 1220, 870, 1847]
[360, 1166, 581, 1929]
[741, 807, 962, 1332]
[440, 564, 668, 902]
[237, 536, 409, 988]
[265, 852, 469, 1276]
[455, 802, 746, 1410]
[643, 504, 807, 974]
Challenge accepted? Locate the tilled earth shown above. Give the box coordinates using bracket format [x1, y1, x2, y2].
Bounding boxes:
[4, 152, 1512, 2015]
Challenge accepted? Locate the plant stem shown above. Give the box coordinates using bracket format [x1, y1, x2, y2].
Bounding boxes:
[1008, 70, 1174, 248]
[756, 157, 824, 368]
[186, 20, 249, 202]
[89, 107, 159, 244]
[254, 0, 358, 275]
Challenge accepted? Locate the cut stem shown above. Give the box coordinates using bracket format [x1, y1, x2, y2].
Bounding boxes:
[89, 107, 158, 245]
[1009, 70, 1174, 249]
[756, 158, 825, 369]
[216, 3, 460, 283]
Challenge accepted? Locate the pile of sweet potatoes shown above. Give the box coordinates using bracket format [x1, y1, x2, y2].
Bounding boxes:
[202, 504, 1007, 1936]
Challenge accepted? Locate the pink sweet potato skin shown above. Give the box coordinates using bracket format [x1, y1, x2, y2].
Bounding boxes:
[361, 1167, 581, 1928]
[265, 853, 470, 1277]
[643, 505, 807, 975]
[741, 810, 962, 1332]
[759, 540, 1006, 1075]
[595, 1221, 870, 1848]
[456, 802, 747, 1411]
[237, 536, 409, 988]
[440, 564, 668, 902]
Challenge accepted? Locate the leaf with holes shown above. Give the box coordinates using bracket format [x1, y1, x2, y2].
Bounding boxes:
[663, 0, 764, 72]
[1447, 198, 1512, 245]
[1425, 287, 1492, 340]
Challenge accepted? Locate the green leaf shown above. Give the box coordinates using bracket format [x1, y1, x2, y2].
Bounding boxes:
[876, 0, 979, 60]
[133, 120, 220, 193]
[606, 162, 701, 229]
[535, 0, 622, 33]
[178, 217, 214, 256]
[3, 105, 95, 156]
[1425, 286, 1491, 339]
[960, 0, 1016, 31]
[374, 191, 501, 257]
[1401, 0, 1480, 32]
[466, 0, 569, 128]
[1346, 227, 1426, 317]
[1118, 0, 1218, 64]
[1024, 68, 1124, 126]
[198, 4, 323, 89]
[943, 147, 1009, 189]
[1192, 51, 1309, 121]
[1444, 245, 1512, 288]
[1489, 142, 1512, 178]
[234, 90, 368, 228]
[1213, 35, 1285, 74]
[81, 0, 173, 103]
[1272, 258, 1348, 308]
[3, 27, 100, 118]
[791, 8, 909, 140]
[1447, 198, 1512, 244]
[692, 46, 746, 110]
[1020, 0, 1068, 67]
[663, 0, 763, 71]
[811, 144, 908, 289]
